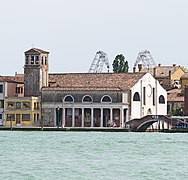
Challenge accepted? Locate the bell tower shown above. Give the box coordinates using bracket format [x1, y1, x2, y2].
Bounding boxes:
[24, 48, 49, 97]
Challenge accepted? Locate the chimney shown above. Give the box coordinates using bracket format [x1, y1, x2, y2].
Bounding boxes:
[138, 64, 143, 72]
[169, 70, 172, 88]
[158, 63, 161, 67]
[15, 72, 17, 76]
[153, 67, 156, 77]
[169, 70, 172, 77]
[133, 66, 136, 73]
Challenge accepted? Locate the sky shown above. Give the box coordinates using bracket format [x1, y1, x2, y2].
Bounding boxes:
[1, 0, 188, 75]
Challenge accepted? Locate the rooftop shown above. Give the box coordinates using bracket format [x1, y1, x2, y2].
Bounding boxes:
[25, 48, 49, 54]
[167, 88, 184, 102]
[141, 64, 183, 77]
[46, 72, 146, 91]
[0, 74, 24, 83]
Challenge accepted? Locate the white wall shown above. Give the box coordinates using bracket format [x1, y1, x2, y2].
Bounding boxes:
[131, 73, 167, 119]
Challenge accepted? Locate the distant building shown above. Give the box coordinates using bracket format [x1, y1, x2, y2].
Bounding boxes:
[4, 96, 41, 127]
[135, 63, 185, 90]
[167, 88, 184, 115]
[1, 47, 167, 128]
[24, 48, 49, 97]
[180, 72, 188, 88]
[184, 86, 188, 116]
[0, 74, 24, 125]
[41, 72, 167, 127]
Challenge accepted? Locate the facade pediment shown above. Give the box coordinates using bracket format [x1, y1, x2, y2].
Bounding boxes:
[25, 48, 49, 55]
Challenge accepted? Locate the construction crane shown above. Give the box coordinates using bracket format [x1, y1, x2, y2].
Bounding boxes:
[88, 51, 110, 73]
[134, 50, 156, 69]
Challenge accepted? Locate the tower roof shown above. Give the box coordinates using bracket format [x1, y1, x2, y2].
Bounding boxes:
[24, 48, 49, 54]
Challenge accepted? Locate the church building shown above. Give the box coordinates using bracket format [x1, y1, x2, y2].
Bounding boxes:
[23, 48, 167, 128]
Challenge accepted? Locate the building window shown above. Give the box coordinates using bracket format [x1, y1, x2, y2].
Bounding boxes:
[64, 95, 74, 103]
[7, 102, 15, 109]
[45, 57, 47, 65]
[34, 102, 40, 109]
[153, 88, 155, 106]
[31, 55, 34, 64]
[0, 114, 2, 119]
[16, 87, 23, 94]
[143, 87, 146, 105]
[82, 95, 93, 103]
[23, 102, 30, 109]
[16, 102, 21, 109]
[159, 95, 165, 104]
[25, 55, 29, 64]
[35, 56, 39, 64]
[22, 114, 30, 121]
[101, 95, 112, 103]
[0, 100, 4, 108]
[6, 114, 15, 121]
[133, 92, 140, 101]
[147, 108, 152, 114]
[34, 113, 39, 122]
[41, 57, 44, 65]
[0, 85, 3, 93]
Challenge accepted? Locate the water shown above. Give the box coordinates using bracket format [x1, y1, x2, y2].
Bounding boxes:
[0, 131, 188, 180]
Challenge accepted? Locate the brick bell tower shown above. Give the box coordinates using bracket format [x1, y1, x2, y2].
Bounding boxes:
[24, 48, 49, 97]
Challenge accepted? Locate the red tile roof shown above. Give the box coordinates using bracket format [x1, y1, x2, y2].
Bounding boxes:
[167, 88, 184, 102]
[47, 72, 146, 91]
[0, 74, 24, 83]
[181, 72, 188, 79]
[141, 65, 183, 77]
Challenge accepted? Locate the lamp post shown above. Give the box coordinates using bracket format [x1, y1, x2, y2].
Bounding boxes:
[57, 107, 60, 128]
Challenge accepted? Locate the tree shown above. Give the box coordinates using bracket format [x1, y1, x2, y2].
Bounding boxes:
[170, 107, 184, 116]
[112, 54, 129, 73]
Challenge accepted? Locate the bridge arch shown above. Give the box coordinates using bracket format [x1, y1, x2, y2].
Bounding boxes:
[125, 115, 171, 132]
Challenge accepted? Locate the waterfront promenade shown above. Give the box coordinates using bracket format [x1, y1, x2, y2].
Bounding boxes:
[0, 126, 129, 132]
[1, 126, 188, 132]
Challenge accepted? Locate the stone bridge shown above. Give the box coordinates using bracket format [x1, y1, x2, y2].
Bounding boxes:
[125, 115, 173, 132]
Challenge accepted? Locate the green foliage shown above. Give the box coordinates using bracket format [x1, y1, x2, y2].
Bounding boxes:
[170, 107, 184, 116]
[112, 54, 129, 73]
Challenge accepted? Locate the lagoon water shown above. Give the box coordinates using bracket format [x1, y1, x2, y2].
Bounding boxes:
[0, 131, 188, 180]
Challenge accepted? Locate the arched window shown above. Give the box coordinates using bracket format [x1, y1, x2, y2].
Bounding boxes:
[159, 95, 165, 104]
[64, 95, 74, 103]
[101, 95, 112, 103]
[147, 108, 152, 114]
[82, 95, 93, 103]
[133, 92, 140, 101]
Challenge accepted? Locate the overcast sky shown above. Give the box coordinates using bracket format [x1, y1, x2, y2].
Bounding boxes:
[1, 0, 188, 75]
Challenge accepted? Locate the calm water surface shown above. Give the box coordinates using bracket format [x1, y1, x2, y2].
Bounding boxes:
[0, 131, 187, 180]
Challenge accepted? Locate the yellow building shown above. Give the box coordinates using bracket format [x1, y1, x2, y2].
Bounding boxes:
[4, 97, 41, 127]
[139, 64, 185, 89]
[180, 72, 188, 88]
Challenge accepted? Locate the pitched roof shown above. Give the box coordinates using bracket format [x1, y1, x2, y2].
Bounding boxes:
[181, 72, 188, 79]
[46, 72, 146, 91]
[167, 88, 184, 102]
[24, 48, 49, 54]
[0, 74, 24, 83]
[141, 64, 182, 77]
